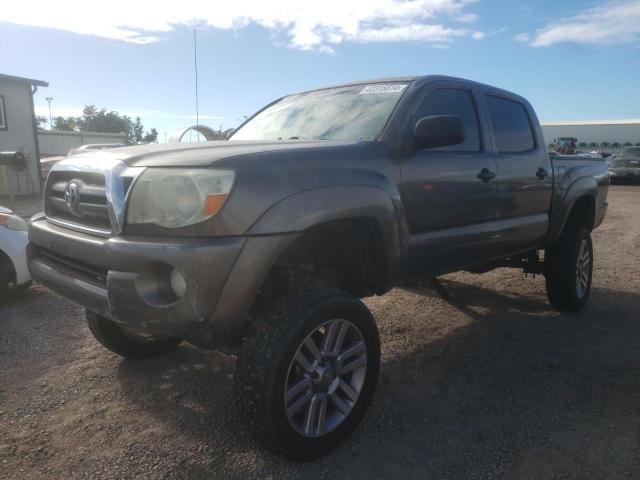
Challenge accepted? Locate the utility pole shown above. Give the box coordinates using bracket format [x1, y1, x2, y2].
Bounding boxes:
[45, 97, 53, 129]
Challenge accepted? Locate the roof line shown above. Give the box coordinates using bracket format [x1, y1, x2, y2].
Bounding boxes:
[0, 73, 49, 87]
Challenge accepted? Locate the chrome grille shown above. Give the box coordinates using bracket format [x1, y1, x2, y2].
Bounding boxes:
[45, 171, 111, 232]
[44, 155, 145, 236]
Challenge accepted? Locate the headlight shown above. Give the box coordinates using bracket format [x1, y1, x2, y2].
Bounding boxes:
[127, 168, 235, 228]
[0, 213, 27, 231]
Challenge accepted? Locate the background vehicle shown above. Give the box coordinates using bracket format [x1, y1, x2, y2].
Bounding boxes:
[0, 206, 30, 301]
[28, 76, 609, 460]
[554, 136, 577, 154]
[608, 146, 640, 183]
[67, 143, 126, 157]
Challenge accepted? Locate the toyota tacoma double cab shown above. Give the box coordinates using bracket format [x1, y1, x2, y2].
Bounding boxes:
[28, 76, 609, 460]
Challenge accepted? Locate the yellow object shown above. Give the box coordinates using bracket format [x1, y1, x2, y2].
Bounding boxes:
[0, 165, 8, 195]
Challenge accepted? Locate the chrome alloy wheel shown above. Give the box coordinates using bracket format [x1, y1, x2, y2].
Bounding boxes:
[284, 319, 367, 438]
[576, 238, 591, 299]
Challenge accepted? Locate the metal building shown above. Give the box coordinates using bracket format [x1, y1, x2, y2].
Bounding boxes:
[541, 119, 640, 151]
[0, 73, 48, 196]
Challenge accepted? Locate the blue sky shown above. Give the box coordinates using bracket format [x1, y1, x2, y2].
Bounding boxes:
[1, 0, 639, 141]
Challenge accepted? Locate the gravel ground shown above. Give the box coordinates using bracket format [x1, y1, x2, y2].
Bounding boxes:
[2, 186, 639, 479]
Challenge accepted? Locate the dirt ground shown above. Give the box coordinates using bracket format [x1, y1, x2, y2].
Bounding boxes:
[1, 186, 639, 479]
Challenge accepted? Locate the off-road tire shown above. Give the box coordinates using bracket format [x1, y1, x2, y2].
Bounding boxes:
[0, 254, 13, 304]
[86, 310, 181, 358]
[235, 288, 380, 461]
[545, 225, 593, 311]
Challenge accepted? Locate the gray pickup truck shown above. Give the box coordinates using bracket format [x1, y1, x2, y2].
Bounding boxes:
[28, 76, 609, 460]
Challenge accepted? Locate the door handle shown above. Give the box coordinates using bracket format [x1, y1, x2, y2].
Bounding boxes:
[536, 167, 549, 180]
[477, 168, 496, 183]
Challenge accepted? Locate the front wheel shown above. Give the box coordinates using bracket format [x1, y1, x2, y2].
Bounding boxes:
[235, 288, 380, 461]
[85, 310, 181, 358]
[0, 254, 14, 304]
[545, 225, 593, 311]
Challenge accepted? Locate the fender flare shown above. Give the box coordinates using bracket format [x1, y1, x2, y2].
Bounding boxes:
[248, 184, 406, 273]
[209, 185, 407, 347]
[547, 176, 598, 245]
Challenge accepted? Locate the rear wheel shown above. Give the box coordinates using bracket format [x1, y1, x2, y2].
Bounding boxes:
[545, 225, 593, 311]
[85, 310, 181, 358]
[235, 288, 380, 461]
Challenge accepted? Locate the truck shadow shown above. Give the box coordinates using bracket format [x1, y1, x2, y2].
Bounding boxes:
[116, 280, 640, 478]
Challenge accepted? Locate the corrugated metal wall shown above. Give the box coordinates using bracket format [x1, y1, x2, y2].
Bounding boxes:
[541, 123, 640, 150]
[38, 130, 127, 157]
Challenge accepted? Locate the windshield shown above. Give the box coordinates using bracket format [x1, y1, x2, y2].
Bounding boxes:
[230, 83, 408, 142]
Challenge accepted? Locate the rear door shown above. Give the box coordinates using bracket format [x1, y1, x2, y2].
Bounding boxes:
[399, 85, 498, 275]
[482, 93, 553, 255]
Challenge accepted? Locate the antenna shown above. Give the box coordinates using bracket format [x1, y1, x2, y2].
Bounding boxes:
[194, 29, 199, 132]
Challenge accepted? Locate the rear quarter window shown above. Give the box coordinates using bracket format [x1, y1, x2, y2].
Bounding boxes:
[486, 95, 535, 153]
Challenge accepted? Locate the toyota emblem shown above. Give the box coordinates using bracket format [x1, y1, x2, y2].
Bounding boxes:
[64, 182, 80, 210]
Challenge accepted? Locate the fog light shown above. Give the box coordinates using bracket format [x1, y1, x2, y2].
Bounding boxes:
[170, 269, 187, 298]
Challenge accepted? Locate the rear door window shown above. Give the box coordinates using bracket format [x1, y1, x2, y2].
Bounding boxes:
[486, 95, 535, 153]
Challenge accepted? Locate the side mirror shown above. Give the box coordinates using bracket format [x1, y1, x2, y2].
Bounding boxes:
[413, 115, 465, 150]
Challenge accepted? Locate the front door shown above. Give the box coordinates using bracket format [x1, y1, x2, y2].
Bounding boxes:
[399, 86, 498, 276]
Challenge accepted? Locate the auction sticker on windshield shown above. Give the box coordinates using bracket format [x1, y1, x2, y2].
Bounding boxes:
[359, 84, 407, 94]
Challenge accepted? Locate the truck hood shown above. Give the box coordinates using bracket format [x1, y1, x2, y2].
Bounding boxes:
[70, 140, 357, 168]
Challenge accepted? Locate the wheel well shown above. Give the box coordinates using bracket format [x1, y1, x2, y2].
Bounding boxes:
[259, 218, 388, 301]
[565, 195, 596, 232]
[0, 249, 16, 284]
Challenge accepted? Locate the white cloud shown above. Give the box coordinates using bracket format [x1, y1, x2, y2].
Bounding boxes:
[471, 31, 485, 40]
[453, 13, 479, 23]
[514, 32, 530, 42]
[530, 0, 640, 47]
[3, 0, 484, 51]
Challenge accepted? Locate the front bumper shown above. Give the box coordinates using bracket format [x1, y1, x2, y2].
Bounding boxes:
[0, 227, 31, 286]
[28, 216, 245, 338]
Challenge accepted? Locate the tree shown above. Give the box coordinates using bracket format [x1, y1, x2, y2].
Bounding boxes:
[77, 105, 131, 134]
[34, 115, 48, 129]
[588, 142, 599, 149]
[54, 116, 78, 131]
[623, 142, 633, 147]
[52, 105, 158, 145]
[128, 117, 158, 144]
[611, 142, 621, 149]
[548, 142, 557, 151]
[143, 128, 158, 144]
[129, 117, 145, 144]
[578, 142, 588, 149]
[600, 142, 611, 149]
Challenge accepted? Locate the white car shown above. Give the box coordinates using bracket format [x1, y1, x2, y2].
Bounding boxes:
[67, 143, 126, 157]
[0, 206, 31, 300]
